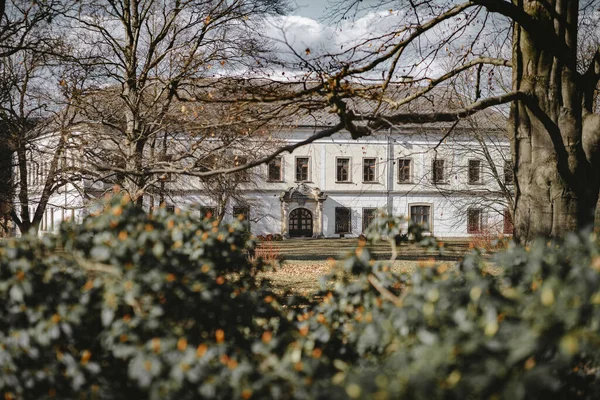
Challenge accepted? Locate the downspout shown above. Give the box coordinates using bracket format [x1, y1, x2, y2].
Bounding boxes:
[387, 129, 394, 215]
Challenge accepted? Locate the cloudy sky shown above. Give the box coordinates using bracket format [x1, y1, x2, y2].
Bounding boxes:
[251, 0, 515, 100]
[264, 1, 410, 61]
[259, 1, 464, 81]
[293, 0, 329, 20]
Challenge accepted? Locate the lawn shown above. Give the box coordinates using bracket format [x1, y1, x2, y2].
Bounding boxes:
[259, 259, 421, 297]
[255, 237, 471, 261]
[254, 238, 482, 298]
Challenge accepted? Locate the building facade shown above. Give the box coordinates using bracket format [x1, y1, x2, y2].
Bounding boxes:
[158, 125, 514, 239]
[14, 120, 514, 239]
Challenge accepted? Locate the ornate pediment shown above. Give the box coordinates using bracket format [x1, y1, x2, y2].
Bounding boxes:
[280, 183, 327, 204]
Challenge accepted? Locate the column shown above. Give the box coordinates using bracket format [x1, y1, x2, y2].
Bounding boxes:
[281, 201, 290, 238]
[313, 201, 325, 238]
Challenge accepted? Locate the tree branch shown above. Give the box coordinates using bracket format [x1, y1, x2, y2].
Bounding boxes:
[378, 57, 511, 109]
[97, 121, 346, 178]
[472, 0, 577, 72]
[366, 91, 523, 129]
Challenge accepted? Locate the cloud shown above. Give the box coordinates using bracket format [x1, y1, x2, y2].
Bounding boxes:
[260, 8, 511, 83]
[264, 11, 408, 60]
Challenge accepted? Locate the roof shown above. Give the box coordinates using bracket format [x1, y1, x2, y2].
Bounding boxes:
[74, 78, 508, 140]
[184, 78, 509, 134]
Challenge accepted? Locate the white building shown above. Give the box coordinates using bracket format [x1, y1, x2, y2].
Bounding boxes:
[151, 122, 514, 239]
[14, 96, 514, 239]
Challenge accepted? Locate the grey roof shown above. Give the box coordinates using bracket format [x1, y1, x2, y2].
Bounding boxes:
[77, 79, 508, 138]
[290, 85, 508, 132]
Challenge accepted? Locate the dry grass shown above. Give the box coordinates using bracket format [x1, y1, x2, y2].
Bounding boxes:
[260, 258, 501, 298]
[259, 238, 471, 261]
[259, 259, 420, 297]
[253, 238, 500, 298]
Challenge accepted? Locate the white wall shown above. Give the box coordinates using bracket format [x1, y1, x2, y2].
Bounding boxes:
[22, 126, 511, 239]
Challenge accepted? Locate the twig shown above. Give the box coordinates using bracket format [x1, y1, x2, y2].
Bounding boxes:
[368, 274, 402, 307]
[388, 237, 398, 263]
[73, 254, 123, 277]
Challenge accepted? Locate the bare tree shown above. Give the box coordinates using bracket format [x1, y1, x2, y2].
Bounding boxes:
[423, 112, 515, 235]
[0, 0, 66, 58]
[0, 0, 69, 234]
[0, 48, 84, 233]
[414, 69, 515, 235]
[187, 119, 284, 224]
[65, 0, 288, 206]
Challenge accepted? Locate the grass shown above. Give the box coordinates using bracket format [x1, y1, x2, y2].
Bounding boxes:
[255, 238, 499, 298]
[259, 238, 471, 261]
[259, 259, 420, 297]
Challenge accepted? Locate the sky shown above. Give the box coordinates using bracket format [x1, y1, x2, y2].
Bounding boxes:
[264, 1, 406, 62]
[260, 1, 454, 81]
[292, 0, 330, 20]
[292, 0, 387, 20]
[255, 0, 514, 100]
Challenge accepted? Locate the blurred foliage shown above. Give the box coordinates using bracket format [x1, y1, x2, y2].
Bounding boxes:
[1, 198, 599, 399]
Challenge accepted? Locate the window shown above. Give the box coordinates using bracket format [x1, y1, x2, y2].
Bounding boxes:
[503, 209, 513, 234]
[267, 157, 283, 182]
[295, 157, 309, 182]
[397, 158, 412, 183]
[468, 160, 482, 184]
[363, 158, 376, 182]
[362, 208, 377, 232]
[233, 206, 249, 220]
[410, 205, 431, 230]
[432, 159, 445, 183]
[199, 206, 216, 219]
[166, 205, 175, 213]
[504, 161, 514, 185]
[335, 207, 352, 234]
[233, 156, 249, 182]
[336, 158, 350, 182]
[233, 206, 250, 231]
[467, 209, 483, 233]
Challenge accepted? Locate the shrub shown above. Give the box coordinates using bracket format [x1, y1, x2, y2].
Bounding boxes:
[248, 241, 281, 266]
[289, 221, 600, 399]
[1, 201, 599, 399]
[0, 196, 293, 399]
[0, 234, 105, 399]
[469, 227, 510, 252]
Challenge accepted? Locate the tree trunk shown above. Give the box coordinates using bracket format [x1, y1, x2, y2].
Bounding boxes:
[123, 138, 147, 207]
[14, 145, 34, 233]
[0, 127, 13, 235]
[510, 0, 599, 243]
[216, 196, 228, 226]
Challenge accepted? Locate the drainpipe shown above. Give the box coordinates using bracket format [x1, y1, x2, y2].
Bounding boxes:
[386, 129, 393, 215]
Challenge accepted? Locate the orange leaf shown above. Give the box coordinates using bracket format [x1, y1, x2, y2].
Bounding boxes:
[196, 343, 208, 357]
[216, 329, 225, 343]
[177, 337, 188, 352]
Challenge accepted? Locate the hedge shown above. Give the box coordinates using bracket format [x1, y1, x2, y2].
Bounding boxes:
[1, 197, 599, 399]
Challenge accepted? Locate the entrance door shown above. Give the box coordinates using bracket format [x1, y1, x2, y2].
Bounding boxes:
[289, 208, 313, 237]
